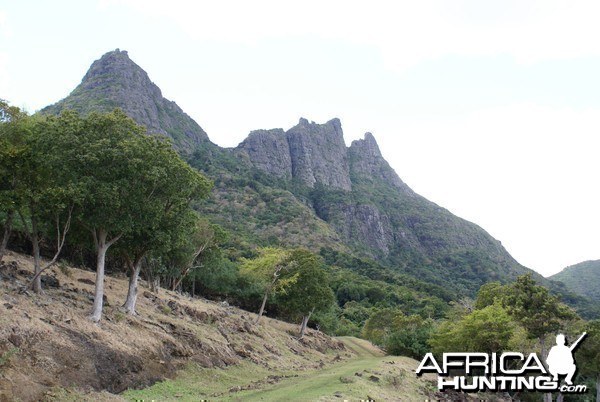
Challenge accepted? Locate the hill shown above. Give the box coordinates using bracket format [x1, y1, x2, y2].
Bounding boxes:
[550, 260, 600, 303]
[0, 251, 458, 402]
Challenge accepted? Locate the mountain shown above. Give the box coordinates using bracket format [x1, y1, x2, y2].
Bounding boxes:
[233, 117, 535, 295]
[550, 260, 600, 303]
[41, 49, 209, 152]
[42, 49, 541, 298]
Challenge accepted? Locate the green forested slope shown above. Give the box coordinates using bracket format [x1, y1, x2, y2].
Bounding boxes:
[551, 260, 600, 302]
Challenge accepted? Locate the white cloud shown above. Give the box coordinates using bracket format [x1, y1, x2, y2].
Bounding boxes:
[108, 0, 600, 71]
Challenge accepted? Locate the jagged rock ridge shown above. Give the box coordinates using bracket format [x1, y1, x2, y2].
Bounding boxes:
[238, 118, 413, 192]
[238, 118, 353, 190]
[41, 49, 209, 152]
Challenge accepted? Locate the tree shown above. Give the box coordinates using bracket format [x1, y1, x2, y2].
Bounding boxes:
[114, 136, 211, 314]
[275, 249, 335, 338]
[475, 281, 507, 310]
[14, 114, 79, 293]
[239, 247, 294, 323]
[430, 302, 515, 356]
[362, 308, 434, 359]
[503, 274, 577, 402]
[169, 218, 222, 292]
[503, 275, 577, 354]
[0, 100, 28, 262]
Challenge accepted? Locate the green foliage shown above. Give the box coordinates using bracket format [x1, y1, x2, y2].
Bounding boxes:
[430, 303, 515, 355]
[274, 249, 336, 321]
[475, 281, 508, 309]
[578, 320, 600, 375]
[362, 308, 433, 359]
[503, 274, 577, 340]
[551, 260, 600, 303]
[190, 248, 238, 298]
[0, 100, 29, 243]
[0, 347, 20, 367]
[240, 248, 291, 287]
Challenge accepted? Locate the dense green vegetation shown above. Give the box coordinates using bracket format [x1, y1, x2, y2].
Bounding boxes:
[551, 260, 600, 303]
[425, 275, 599, 401]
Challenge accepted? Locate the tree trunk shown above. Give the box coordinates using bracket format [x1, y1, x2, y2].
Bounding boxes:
[144, 261, 159, 294]
[555, 393, 563, 402]
[123, 254, 145, 315]
[0, 209, 13, 262]
[256, 274, 281, 324]
[90, 229, 120, 323]
[172, 266, 191, 292]
[27, 210, 73, 291]
[31, 216, 42, 294]
[256, 289, 270, 324]
[298, 307, 315, 339]
[151, 277, 160, 294]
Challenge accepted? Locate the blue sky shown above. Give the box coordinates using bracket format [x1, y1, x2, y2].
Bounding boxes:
[2, 1, 599, 276]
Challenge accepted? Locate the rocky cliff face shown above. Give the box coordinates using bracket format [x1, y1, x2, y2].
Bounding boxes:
[237, 118, 352, 190]
[348, 133, 413, 194]
[41, 49, 209, 152]
[238, 129, 292, 179]
[287, 118, 352, 191]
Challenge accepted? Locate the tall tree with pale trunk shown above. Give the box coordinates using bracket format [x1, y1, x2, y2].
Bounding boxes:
[115, 140, 211, 314]
[275, 250, 335, 338]
[240, 248, 295, 324]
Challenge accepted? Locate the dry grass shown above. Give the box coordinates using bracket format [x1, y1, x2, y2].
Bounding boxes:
[0, 251, 349, 402]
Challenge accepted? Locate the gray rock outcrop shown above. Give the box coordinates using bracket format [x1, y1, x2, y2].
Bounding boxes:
[287, 118, 352, 191]
[42, 49, 209, 152]
[237, 118, 352, 191]
[348, 132, 413, 194]
[239, 129, 292, 179]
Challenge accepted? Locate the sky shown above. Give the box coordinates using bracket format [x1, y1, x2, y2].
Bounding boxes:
[2, 1, 599, 277]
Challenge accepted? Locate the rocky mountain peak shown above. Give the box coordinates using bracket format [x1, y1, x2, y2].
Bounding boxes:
[42, 49, 209, 152]
[80, 49, 155, 93]
[350, 132, 382, 159]
[237, 118, 352, 191]
[349, 132, 412, 193]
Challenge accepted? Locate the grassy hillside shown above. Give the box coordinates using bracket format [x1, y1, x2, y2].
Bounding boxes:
[551, 260, 600, 302]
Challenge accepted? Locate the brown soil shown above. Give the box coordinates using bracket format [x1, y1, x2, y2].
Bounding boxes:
[0, 251, 349, 402]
